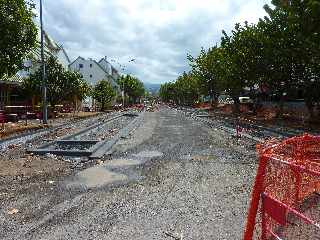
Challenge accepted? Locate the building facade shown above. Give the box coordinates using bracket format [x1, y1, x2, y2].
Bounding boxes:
[69, 56, 119, 87]
[17, 28, 71, 79]
[69, 56, 120, 108]
[0, 75, 25, 109]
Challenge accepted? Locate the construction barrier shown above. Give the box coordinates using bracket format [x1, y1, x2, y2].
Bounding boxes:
[243, 134, 320, 239]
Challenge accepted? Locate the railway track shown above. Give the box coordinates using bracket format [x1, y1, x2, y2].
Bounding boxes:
[27, 111, 143, 159]
[0, 110, 143, 159]
[0, 113, 109, 150]
[173, 106, 313, 143]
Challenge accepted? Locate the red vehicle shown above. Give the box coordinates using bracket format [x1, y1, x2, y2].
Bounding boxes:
[2, 105, 57, 122]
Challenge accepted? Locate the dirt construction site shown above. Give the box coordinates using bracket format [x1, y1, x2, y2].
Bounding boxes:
[0, 106, 319, 240]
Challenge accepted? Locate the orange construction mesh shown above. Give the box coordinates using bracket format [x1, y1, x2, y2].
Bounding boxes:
[244, 134, 320, 240]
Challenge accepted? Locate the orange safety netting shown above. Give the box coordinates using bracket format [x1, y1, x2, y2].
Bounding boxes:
[244, 134, 320, 240]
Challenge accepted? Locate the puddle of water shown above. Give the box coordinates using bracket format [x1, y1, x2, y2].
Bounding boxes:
[77, 166, 128, 188]
[68, 151, 163, 189]
[133, 150, 163, 158]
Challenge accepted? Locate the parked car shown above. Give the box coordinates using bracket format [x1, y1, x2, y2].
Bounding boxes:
[239, 97, 253, 104]
[219, 97, 234, 105]
[83, 106, 91, 112]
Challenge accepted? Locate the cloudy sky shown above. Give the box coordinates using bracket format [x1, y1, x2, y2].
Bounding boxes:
[38, 0, 271, 84]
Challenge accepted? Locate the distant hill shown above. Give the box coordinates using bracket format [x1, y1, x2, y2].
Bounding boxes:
[144, 82, 161, 94]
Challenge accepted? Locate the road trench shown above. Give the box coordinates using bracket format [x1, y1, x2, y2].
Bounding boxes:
[27, 111, 144, 159]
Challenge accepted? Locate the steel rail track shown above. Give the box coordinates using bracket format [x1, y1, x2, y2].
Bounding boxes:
[27, 111, 143, 158]
[0, 112, 108, 149]
[173, 106, 307, 143]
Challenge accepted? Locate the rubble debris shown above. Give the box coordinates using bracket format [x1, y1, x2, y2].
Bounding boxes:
[164, 231, 182, 240]
[7, 208, 19, 215]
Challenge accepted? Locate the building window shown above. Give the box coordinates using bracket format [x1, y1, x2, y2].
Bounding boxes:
[90, 64, 93, 68]
[90, 74, 92, 78]
[79, 64, 83, 68]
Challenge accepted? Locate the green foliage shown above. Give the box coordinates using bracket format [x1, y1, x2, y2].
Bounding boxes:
[63, 71, 91, 102]
[161, 0, 320, 119]
[258, 0, 320, 115]
[159, 72, 200, 106]
[22, 56, 91, 108]
[118, 75, 145, 104]
[92, 79, 116, 110]
[188, 47, 221, 100]
[159, 82, 177, 103]
[0, 0, 37, 78]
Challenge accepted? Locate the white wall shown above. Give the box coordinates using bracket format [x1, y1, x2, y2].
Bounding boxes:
[98, 58, 112, 75]
[69, 57, 108, 86]
[56, 49, 70, 69]
[17, 49, 70, 78]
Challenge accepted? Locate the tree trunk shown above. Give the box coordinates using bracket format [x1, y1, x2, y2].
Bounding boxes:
[232, 96, 240, 114]
[73, 100, 77, 118]
[211, 94, 219, 108]
[305, 99, 315, 122]
[277, 95, 285, 118]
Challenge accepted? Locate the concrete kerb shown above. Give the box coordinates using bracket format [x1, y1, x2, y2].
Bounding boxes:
[0, 112, 108, 148]
[26, 113, 130, 156]
[59, 114, 125, 141]
[176, 107, 301, 142]
[89, 111, 145, 159]
[173, 107, 265, 143]
[29, 149, 93, 156]
[55, 140, 100, 145]
[26, 111, 142, 158]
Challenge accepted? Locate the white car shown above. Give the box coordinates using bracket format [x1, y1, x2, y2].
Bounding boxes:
[239, 97, 253, 104]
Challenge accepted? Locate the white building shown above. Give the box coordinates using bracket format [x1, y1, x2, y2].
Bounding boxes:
[17, 28, 70, 78]
[69, 56, 120, 108]
[69, 56, 119, 88]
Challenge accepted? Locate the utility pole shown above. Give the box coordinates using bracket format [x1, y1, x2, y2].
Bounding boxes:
[40, 0, 48, 124]
[121, 66, 126, 109]
[122, 77, 125, 108]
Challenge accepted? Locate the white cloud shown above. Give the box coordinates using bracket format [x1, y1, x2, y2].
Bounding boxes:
[38, 0, 271, 84]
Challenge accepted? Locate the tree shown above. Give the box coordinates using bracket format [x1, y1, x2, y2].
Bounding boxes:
[174, 72, 200, 106]
[161, 0, 320, 120]
[159, 72, 200, 106]
[27, 56, 66, 109]
[0, 0, 37, 78]
[218, 23, 265, 112]
[23, 56, 91, 110]
[188, 47, 221, 103]
[259, 0, 320, 119]
[277, 0, 320, 119]
[63, 71, 91, 110]
[118, 75, 145, 104]
[159, 82, 176, 103]
[256, 4, 300, 115]
[92, 79, 116, 111]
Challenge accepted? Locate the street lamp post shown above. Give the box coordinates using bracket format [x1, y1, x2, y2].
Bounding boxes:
[122, 78, 125, 108]
[40, 0, 48, 124]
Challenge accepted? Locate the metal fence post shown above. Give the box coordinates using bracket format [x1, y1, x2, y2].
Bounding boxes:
[243, 155, 269, 240]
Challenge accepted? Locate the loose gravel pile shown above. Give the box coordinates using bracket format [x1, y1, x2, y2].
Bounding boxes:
[73, 115, 134, 141]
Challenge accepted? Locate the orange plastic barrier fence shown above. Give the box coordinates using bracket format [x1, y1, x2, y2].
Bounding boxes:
[243, 134, 320, 239]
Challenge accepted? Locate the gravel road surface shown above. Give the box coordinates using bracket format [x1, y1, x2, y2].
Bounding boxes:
[0, 107, 258, 240]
